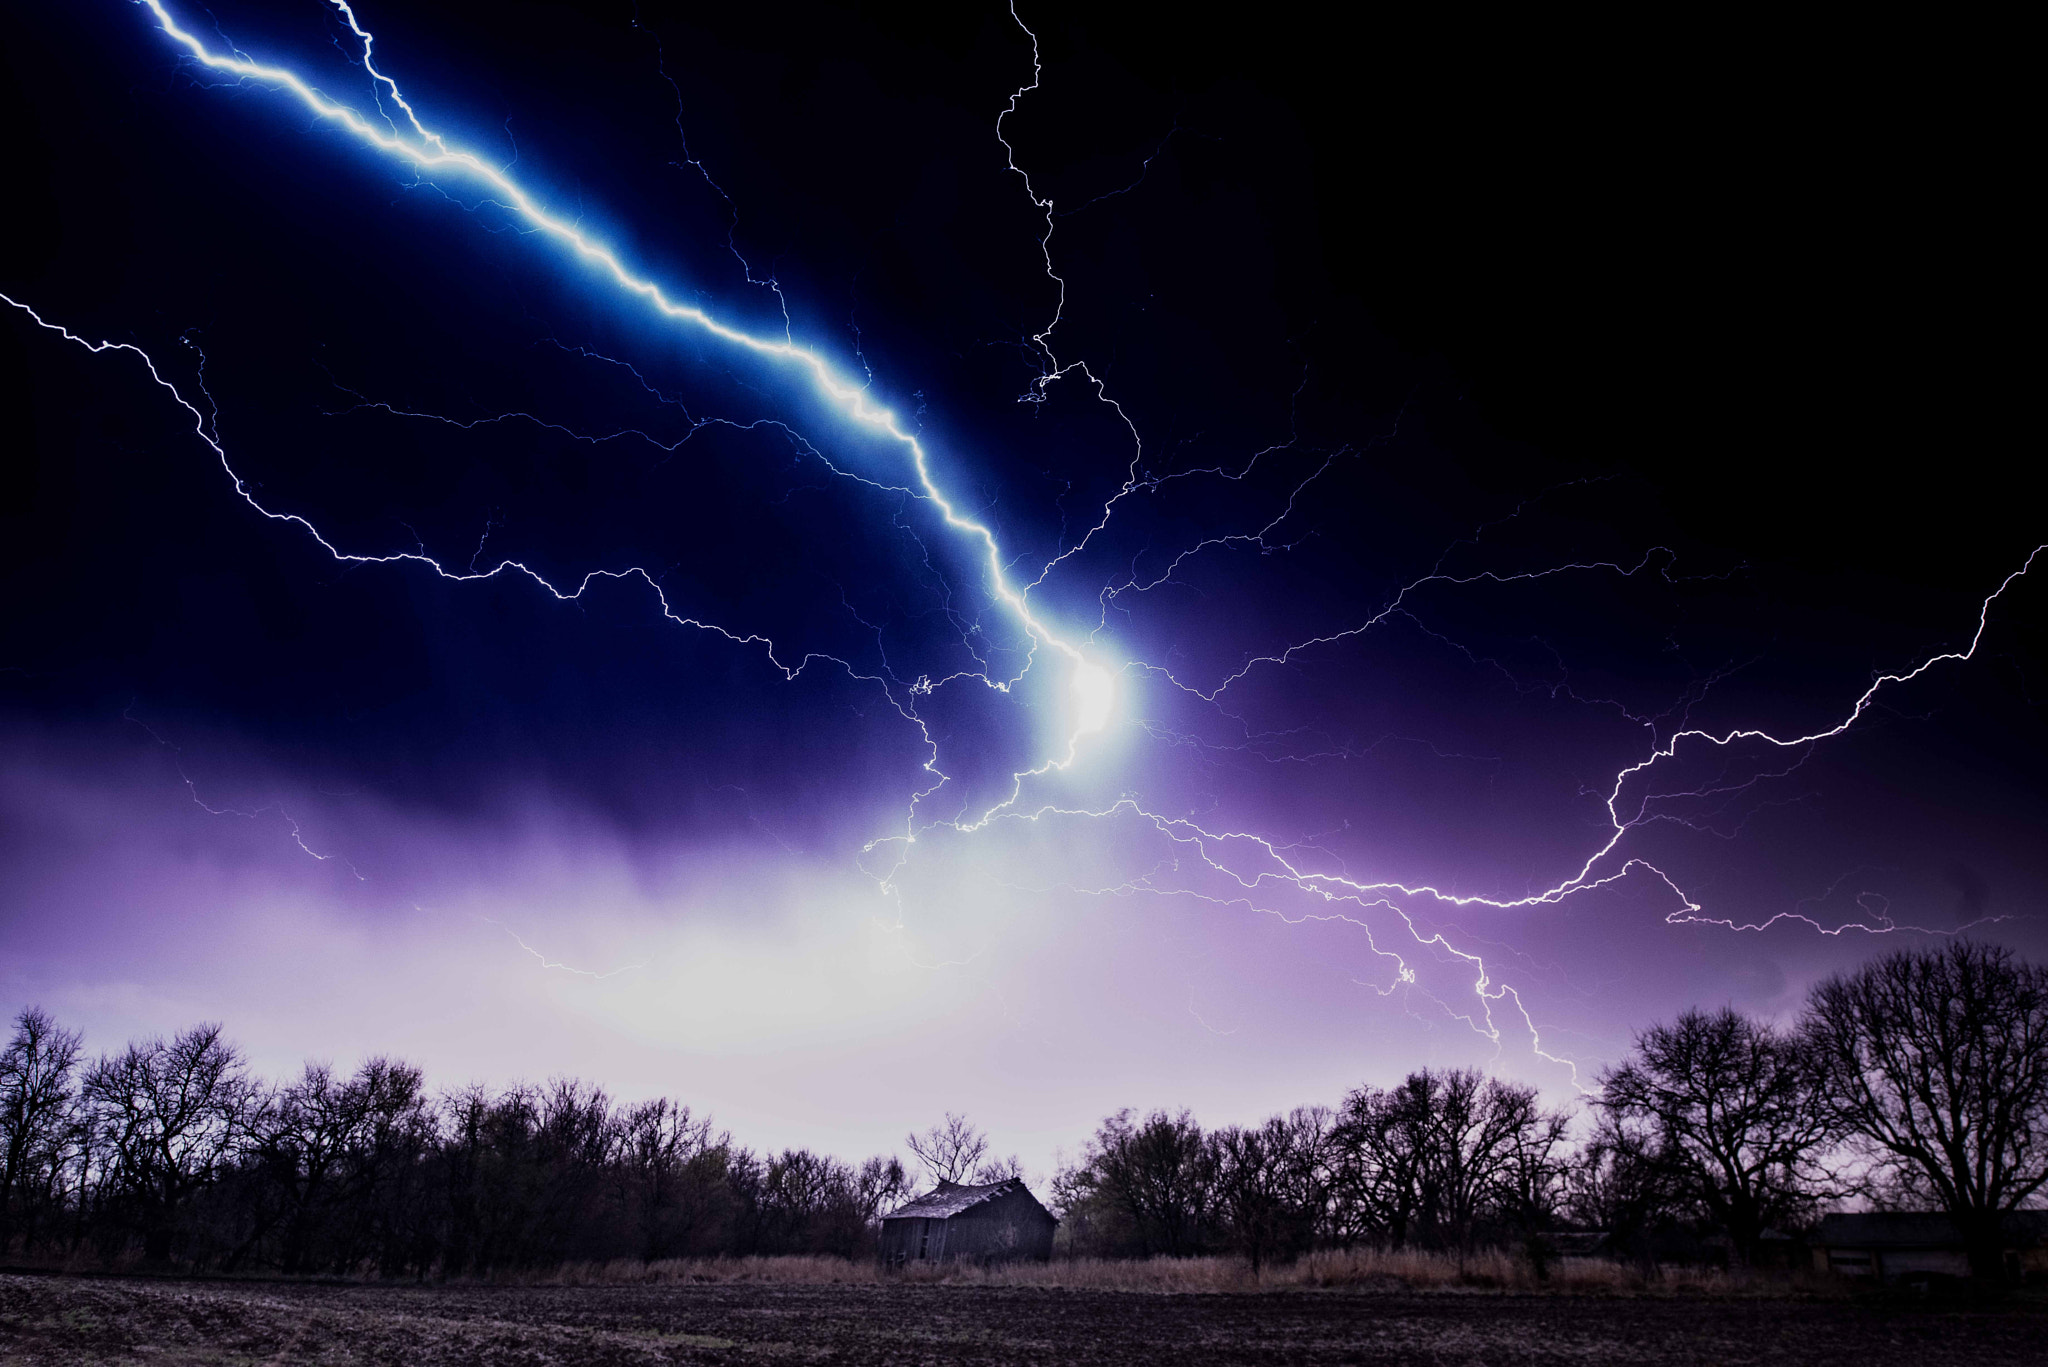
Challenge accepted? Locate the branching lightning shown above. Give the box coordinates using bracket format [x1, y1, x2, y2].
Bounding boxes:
[3, 0, 2039, 1086]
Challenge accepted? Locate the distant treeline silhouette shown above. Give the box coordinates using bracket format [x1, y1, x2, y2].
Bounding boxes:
[4, 941, 2045, 1279]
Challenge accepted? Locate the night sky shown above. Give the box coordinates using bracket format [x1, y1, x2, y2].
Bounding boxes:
[3, 1, 2040, 1172]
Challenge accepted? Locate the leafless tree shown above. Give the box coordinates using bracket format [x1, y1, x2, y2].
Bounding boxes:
[1211, 1112, 1327, 1273]
[252, 1061, 360, 1272]
[854, 1153, 909, 1219]
[1408, 1070, 1562, 1258]
[1, 1007, 83, 1251]
[1331, 1084, 1425, 1247]
[80, 1023, 264, 1261]
[1563, 1112, 1679, 1273]
[1335, 1069, 1568, 1260]
[1487, 1082, 1574, 1275]
[1804, 941, 2048, 1280]
[757, 1148, 880, 1256]
[1056, 1108, 1216, 1255]
[238, 1057, 431, 1272]
[617, 1098, 724, 1259]
[905, 1112, 989, 1186]
[972, 1153, 1025, 1184]
[1596, 1006, 1842, 1265]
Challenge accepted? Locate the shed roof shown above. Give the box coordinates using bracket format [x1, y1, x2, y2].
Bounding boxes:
[1817, 1211, 2048, 1249]
[882, 1179, 1043, 1222]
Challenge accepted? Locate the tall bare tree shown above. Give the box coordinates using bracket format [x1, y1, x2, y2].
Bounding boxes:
[1056, 1108, 1216, 1256]
[1409, 1069, 1565, 1258]
[1563, 1112, 1680, 1272]
[80, 1023, 263, 1261]
[972, 1152, 1026, 1185]
[1596, 1007, 1840, 1265]
[853, 1153, 909, 1219]
[1211, 1112, 1328, 1273]
[1331, 1083, 1426, 1247]
[905, 1112, 988, 1186]
[1336, 1069, 1566, 1258]
[1, 1007, 82, 1251]
[617, 1098, 724, 1260]
[1804, 941, 2048, 1280]
[245, 1059, 427, 1272]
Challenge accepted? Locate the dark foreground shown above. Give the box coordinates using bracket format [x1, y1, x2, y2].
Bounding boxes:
[4, 1273, 2046, 1366]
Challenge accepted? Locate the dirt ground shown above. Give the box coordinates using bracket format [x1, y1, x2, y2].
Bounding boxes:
[4, 1272, 2045, 1366]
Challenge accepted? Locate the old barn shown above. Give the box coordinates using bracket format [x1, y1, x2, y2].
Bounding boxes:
[878, 1179, 1057, 1265]
[1814, 1211, 2048, 1282]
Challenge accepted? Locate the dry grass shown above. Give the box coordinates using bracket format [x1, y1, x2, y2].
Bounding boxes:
[497, 1248, 1846, 1298]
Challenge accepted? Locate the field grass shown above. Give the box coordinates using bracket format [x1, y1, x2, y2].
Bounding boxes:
[500, 1247, 1838, 1298]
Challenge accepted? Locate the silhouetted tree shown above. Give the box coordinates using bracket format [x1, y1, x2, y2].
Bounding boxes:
[1805, 941, 2048, 1281]
[1331, 1083, 1426, 1248]
[616, 1098, 728, 1260]
[1, 1007, 82, 1254]
[80, 1023, 263, 1262]
[246, 1059, 430, 1273]
[1335, 1069, 1565, 1258]
[1488, 1083, 1573, 1276]
[756, 1148, 886, 1256]
[905, 1112, 989, 1185]
[1563, 1113, 1680, 1272]
[1596, 1007, 1841, 1265]
[972, 1153, 1026, 1185]
[855, 1153, 909, 1219]
[1056, 1108, 1217, 1255]
[1211, 1112, 1326, 1272]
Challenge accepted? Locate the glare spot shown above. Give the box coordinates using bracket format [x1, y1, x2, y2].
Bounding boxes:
[1072, 661, 1116, 735]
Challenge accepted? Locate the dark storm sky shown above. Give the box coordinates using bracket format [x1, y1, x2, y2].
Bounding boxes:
[1, 1, 2039, 1163]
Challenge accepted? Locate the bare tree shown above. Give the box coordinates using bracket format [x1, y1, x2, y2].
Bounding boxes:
[854, 1153, 909, 1219]
[1, 1007, 83, 1252]
[617, 1098, 723, 1260]
[905, 1112, 989, 1186]
[1331, 1083, 1426, 1248]
[1212, 1114, 1326, 1273]
[1563, 1112, 1679, 1273]
[1597, 1007, 1841, 1265]
[1408, 1070, 1562, 1259]
[80, 1023, 264, 1261]
[250, 1061, 358, 1272]
[1056, 1108, 1216, 1256]
[1335, 1069, 1563, 1259]
[1804, 941, 2048, 1280]
[1488, 1082, 1574, 1277]
[972, 1153, 1025, 1185]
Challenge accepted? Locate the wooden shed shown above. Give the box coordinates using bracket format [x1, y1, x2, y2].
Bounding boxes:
[1814, 1211, 2048, 1282]
[877, 1179, 1057, 1266]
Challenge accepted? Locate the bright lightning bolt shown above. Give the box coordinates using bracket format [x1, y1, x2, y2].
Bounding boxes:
[131, 0, 1116, 777]
[4, 0, 2037, 1091]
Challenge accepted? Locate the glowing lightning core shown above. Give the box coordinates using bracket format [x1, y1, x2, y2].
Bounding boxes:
[1071, 661, 1116, 736]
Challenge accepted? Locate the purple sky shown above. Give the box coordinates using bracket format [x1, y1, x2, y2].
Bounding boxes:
[3, 1, 2041, 1179]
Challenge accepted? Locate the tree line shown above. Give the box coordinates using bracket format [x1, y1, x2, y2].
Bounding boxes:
[5, 941, 2046, 1279]
[1055, 941, 2048, 1280]
[0, 1016, 911, 1274]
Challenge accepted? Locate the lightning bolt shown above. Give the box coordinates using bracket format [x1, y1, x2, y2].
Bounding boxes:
[479, 918, 645, 980]
[131, 0, 1103, 718]
[122, 700, 365, 880]
[5, 1, 2038, 1090]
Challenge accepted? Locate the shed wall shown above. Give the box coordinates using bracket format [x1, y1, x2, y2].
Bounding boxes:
[879, 1189, 1056, 1265]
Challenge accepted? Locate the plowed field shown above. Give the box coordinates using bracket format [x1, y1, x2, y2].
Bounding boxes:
[5, 1272, 2044, 1365]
